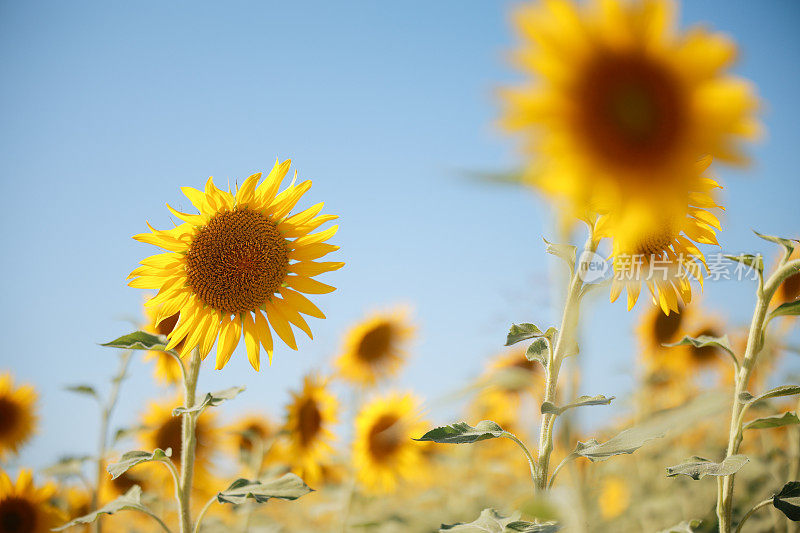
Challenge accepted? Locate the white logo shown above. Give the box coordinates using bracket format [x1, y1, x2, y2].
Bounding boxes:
[577, 250, 610, 283]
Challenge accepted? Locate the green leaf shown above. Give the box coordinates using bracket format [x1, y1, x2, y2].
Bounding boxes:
[543, 238, 576, 274]
[724, 254, 764, 273]
[569, 426, 664, 462]
[739, 385, 800, 405]
[53, 486, 153, 530]
[666, 455, 749, 480]
[64, 385, 100, 401]
[415, 421, 505, 444]
[744, 411, 800, 430]
[525, 338, 549, 367]
[657, 519, 702, 533]
[506, 324, 544, 346]
[41, 456, 92, 479]
[101, 331, 173, 352]
[216, 473, 312, 505]
[541, 395, 614, 416]
[773, 481, 800, 521]
[769, 300, 800, 321]
[173, 386, 246, 415]
[664, 335, 738, 368]
[754, 230, 798, 256]
[107, 449, 172, 480]
[439, 508, 558, 532]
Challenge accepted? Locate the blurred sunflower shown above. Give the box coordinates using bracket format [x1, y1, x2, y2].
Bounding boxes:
[142, 301, 184, 386]
[0, 469, 63, 533]
[335, 309, 414, 386]
[776, 248, 800, 305]
[501, 0, 758, 227]
[139, 400, 219, 495]
[353, 393, 429, 494]
[601, 157, 722, 314]
[283, 375, 338, 486]
[99, 470, 150, 503]
[227, 414, 279, 473]
[597, 476, 630, 520]
[128, 158, 344, 371]
[0, 374, 37, 459]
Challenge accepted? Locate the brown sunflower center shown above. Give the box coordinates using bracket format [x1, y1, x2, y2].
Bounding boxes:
[368, 414, 402, 462]
[185, 209, 289, 314]
[690, 327, 722, 364]
[0, 397, 20, 439]
[575, 51, 686, 172]
[654, 308, 683, 344]
[239, 423, 267, 454]
[154, 415, 206, 465]
[356, 323, 394, 363]
[780, 272, 800, 303]
[111, 471, 142, 496]
[297, 399, 322, 447]
[0, 497, 37, 533]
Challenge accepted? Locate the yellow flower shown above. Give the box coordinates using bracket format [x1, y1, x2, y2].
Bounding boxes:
[353, 393, 429, 494]
[334, 309, 414, 386]
[142, 301, 184, 386]
[0, 374, 37, 459]
[138, 399, 219, 497]
[283, 375, 338, 486]
[601, 157, 722, 314]
[502, 0, 758, 225]
[128, 158, 344, 371]
[598, 476, 630, 519]
[226, 414, 279, 472]
[0, 469, 64, 533]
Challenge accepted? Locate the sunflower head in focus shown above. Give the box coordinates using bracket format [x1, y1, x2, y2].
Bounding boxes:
[283, 375, 338, 486]
[0, 469, 64, 533]
[501, 0, 758, 224]
[354, 393, 429, 494]
[0, 374, 37, 459]
[599, 157, 722, 314]
[334, 309, 414, 386]
[142, 301, 184, 386]
[128, 158, 344, 371]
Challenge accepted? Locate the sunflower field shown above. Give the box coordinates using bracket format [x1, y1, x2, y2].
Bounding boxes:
[0, 1, 798, 532]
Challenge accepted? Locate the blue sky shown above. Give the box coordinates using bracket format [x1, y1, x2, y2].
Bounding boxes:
[0, 1, 798, 469]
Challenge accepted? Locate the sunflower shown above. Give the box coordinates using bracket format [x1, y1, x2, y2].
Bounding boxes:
[142, 300, 184, 386]
[138, 399, 219, 497]
[354, 393, 429, 494]
[283, 375, 338, 486]
[334, 309, 414, 386]
[227, 414, 279, 472]
[0, 469, 64, 533]
[599, 157, 722, 314]
[501, 0, 758, 226]
[0, 374, 37, 459]
[128, 158, 344, 371]
[597, 476, 630, 520]
[776, 248, 800, 305]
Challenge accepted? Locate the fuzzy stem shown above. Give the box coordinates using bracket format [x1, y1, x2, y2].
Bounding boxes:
[717, 259, 800, 532]
[734, 499, 772, 533]
[178, 349, 202, 533]
[192, 496, 216, 533]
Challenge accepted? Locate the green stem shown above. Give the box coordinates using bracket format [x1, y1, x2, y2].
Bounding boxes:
[192, 496, 216, 533]
[717, 259, 800, 532]
[502, 432, 539, 490]
[178, 349, 202, 533]
[734, 499, 772, 533]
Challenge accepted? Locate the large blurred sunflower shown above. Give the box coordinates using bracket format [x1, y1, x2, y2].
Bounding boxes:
[334, 309, 414, 386]
[128, 158, 344, 371]
[354, 393, 429, 494]
[501, 0, 758, 226]
[283, 375, 338, 486]
[0, 469, 63, 533]
[0, 374, 37, 459]
[227, 414, 279, 473]
[142, 301, 184, 386]
[601, 157, 722, 314]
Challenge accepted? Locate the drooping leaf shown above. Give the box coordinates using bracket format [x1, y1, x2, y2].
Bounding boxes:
[101, 331, 173, 352]
[41, 456, 92, 479]
[773, 481, 800, 521]
[570, 426, 664, 462]
[754, 230, 798, 256]
[739, 385, 800, 405]
[657, 519, 702, 533]
[724, 254, 764, 274]
[64, 385, 100, 401]
[440, 508, 559, 532]
[415, 421, 505, 444]
[172, 386, 246, 415]
[525, 338, 549, 367]
[543, 238, 577, 274]
[769, 300, 800, 321]
[53, 486, 153, 530]
[107, 449, 172, 480]
[216, 473, 312, 505]
[506, 324, 544, 346]
[744, 411, 800, 430]
[666, 455, 749, 480]
[541, 395, 614, 416]
[664, 335, 738, 368]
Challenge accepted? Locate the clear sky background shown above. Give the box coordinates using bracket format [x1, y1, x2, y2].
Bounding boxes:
[0, 1, 798, 470]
